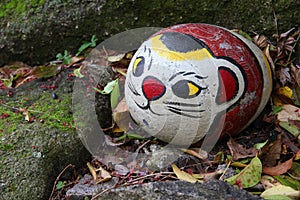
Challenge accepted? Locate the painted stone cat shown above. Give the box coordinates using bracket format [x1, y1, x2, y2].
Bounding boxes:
[125, 23, 272, 146]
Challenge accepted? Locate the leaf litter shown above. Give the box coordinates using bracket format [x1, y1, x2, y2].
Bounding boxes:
[1, 26, 300, 200]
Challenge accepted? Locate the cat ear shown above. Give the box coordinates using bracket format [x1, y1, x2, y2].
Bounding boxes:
[215, 60, 246, 111]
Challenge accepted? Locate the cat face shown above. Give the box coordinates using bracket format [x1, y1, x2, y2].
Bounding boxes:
[125, 32, 246, 145]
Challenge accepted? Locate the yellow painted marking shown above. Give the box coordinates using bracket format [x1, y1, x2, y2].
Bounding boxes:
[188, 82, 199, 96]
[264, 55, 273, 90]
[133, 57, 142, 74]
[151, 34, 212, 61]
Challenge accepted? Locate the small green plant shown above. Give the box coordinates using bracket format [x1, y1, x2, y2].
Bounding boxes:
[56, 50, 72, 65]
[56, 180, 66, 190]
[76, 35, 98, 56]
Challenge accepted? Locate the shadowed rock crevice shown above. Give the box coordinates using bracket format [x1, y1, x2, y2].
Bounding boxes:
[0, 0, 299, 66]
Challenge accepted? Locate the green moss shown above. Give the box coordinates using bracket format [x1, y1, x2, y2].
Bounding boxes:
[0, 0, 46, 19]
[0, 91, 74, 135]
[31, 92, 74, 131]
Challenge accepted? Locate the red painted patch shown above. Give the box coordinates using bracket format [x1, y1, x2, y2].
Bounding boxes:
[217, 67, 238, 104]
[142, 76, 166, 101]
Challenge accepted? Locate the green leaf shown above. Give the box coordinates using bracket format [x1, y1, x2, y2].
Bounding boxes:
[73, 66, 84, 78]
[32, 65, 61, 78]
[291, 162, 300, 175]
[1, 74, 14, 88]
[225, 156, 262, 188]
[261, 185, 299, 198]
[110, 79, 120, 109]
[273, 105, 283, 114]
[263, 195, 292, 200]
[76, 42, 91, 56]
[237, 30, 252, 41]
[274, 175, 300, 190]
[127, 133, 146, 140]
[94, 79, 119, 95]
[56, 181, 66, 190]
[56, 53, 63, 60]
[56, 50, 72, 64]
[279, 121, 300, 137]
[90, 35, 98, 47]
[295, 85, 300, 106]
[254, 140, 268, 150]
[115, 133, 146, 142]
[76, 35, 98, 56]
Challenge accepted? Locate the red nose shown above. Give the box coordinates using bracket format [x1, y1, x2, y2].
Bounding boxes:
[142, 76, 166, 101]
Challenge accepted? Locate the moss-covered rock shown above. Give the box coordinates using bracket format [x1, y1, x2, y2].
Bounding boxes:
[0, 0, 299, 66]
[0, 70, 91, 200]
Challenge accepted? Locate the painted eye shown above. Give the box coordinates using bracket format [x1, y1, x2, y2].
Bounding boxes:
[172, 80, 204, 99]
[132, 56, 145, 77]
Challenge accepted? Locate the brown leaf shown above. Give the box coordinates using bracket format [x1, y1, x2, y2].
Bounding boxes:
[227, 138, 257, 161]
[32, 65, 61, 79]
[262, 157, 293, 176]
[180, 148, 208, 160]
[261, 134, 282, 166]
[172, 164, 198, 183]
[277, 104, 300, 122]
[253, 34, 268, 49]
[291, 63, 300, 86]
[113, 98, 131, 132]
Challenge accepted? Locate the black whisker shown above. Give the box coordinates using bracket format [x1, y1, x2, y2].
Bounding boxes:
[168, 107, 202, 118]
[128, 81, 140, 96]
[167, 106, 205, 113]
[183, 72, 196, 76]
[163, 101, 202, 107]
[195, 75, 208, 79]
[169, 71, 185, 81]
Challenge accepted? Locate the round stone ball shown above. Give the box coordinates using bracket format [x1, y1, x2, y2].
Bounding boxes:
[124, 23, 272, 146]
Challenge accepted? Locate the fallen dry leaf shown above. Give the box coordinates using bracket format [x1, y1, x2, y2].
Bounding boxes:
[180, 148, 208, 160]
[172, 164, 198, 183]
[277, 104, 300, 122]
[261, 134, 282, 167]
[262, 157, 293, 176]
[261, 175, 280, 190]
[227, 137, 257, 161]
[113, 98, 131, 132]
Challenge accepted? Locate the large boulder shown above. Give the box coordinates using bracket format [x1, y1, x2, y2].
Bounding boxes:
[0, 70, 91, 200]
[0, 0, 299, 66]
[67, 175, 262, 200]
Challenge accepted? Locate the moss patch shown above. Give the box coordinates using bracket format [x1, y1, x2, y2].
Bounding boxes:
[0, 91, 74, 135]
[0, 0, 45, 18]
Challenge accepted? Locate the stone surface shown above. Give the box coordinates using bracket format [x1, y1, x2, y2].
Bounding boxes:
[68, 178, 263, 200]
[0, 0, 299, 66]
[124, 24, 272, 146]
[0, 70, 91, 200]
[66, 174, 119, 200]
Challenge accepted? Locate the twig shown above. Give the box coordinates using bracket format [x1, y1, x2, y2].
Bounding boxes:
[271, 0, 279, 37]
[287, 32, 300, 62]
[122, 172, 175, 186]
[0, 102, 43, 114]
[219, 160, 231, 180]
[48, 164, 75, 200]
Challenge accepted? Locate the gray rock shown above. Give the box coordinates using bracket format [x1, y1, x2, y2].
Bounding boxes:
[1, 0, 299, 66]
[66, 174, 119, 200]
[68, 178, 262, 200]
[0, 70, 91, 200]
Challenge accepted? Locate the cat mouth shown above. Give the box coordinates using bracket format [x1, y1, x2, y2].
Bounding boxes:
[134, 100, 163, 116]
[127, 79, 205, 118]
